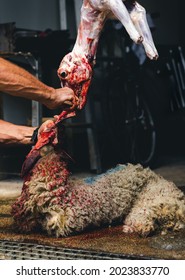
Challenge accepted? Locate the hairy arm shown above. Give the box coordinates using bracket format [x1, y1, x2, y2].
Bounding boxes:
[0, 58, 77, 110]
[0, 119, 35, 145]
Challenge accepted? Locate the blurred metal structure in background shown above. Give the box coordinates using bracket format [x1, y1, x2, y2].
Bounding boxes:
[0, 51, 42, 127]
[167, 46, 185, 111]
[0, 51, 41, 178]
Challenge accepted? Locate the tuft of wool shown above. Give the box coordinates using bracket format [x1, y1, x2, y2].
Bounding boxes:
[12, 150, 185, 237]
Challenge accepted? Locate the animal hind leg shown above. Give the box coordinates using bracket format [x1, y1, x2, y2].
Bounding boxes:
[128, 2, 159, 60]
[123, 202, 185, 236]
[107, 0, 143, 44]
[123, 180, 185, 236]
[123, 207, 156, 236]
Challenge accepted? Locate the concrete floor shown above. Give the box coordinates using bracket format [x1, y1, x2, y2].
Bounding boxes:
[0, 155, 185, 260]
[154, 156, 185, 187]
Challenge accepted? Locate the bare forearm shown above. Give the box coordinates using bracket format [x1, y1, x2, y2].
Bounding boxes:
[0, 120, 35, 145]
[0, 58, 54, 105]
[0, 58, 79, 110]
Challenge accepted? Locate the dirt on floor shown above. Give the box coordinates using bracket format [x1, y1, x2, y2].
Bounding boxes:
[0, 157, 185, 260]
[0, 193, 185, 259]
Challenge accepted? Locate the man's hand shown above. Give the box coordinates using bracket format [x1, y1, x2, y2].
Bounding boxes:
[0, 58, 79, 111]
[0, 120, 35, 145]
[43, 87, 79, 110]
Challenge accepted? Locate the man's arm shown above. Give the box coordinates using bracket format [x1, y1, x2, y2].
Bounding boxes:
[0, 120, 35, 145]
[0, 58, 78, 110]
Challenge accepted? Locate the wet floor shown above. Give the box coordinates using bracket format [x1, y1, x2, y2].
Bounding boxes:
[0, 156, 185, 260]
[0, 207, 185, 259]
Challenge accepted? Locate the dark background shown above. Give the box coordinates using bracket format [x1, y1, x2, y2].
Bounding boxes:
[0, 0, 185, 174]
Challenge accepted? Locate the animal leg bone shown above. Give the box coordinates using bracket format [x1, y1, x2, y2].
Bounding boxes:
[129, 2, 159, 60]
[103, 0, 143, 44]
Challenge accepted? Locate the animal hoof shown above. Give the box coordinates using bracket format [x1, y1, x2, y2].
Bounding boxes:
[153, 54, 159, 60]
[123, 225, 134, 233]
[146, 52, 159, 61]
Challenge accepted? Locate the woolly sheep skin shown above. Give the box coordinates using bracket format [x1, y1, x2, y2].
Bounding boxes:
[12, 150, 185, 237]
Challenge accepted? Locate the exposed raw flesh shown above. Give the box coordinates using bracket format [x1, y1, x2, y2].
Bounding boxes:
[21, 1, 158, 178]
[21, 1, 158, 177]
[58, 0, 158, 109]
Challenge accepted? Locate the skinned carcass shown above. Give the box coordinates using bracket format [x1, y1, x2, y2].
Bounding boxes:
[58, 0, 158, 110]
[21, 0, 159, 178]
